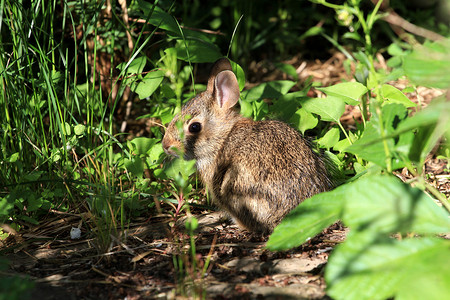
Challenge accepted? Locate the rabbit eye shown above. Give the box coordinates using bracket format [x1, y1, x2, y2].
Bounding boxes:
[188, 122, 202, 133]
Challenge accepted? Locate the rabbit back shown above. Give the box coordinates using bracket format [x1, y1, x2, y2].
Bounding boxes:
[210, 119, 332, 233]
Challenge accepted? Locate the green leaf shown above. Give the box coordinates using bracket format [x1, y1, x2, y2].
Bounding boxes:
[18, 215, 39, 225]
[318, 127, 340, 149]
[27, 194, 43, 212]
[301, 96, 346, 122]
[64, 122, 71, 135]
[132, 69, 164, 99]
[267, 189, 343, 251]
[176, 39, 222, 63]
[241, 81, 296, 101]
[269, 92, 306, 121]
[299, 26, 323, 40]
[230, 60, 246, 91]
[185, 216, 199, 232]
[380, 84, 416, 108]
[8, 152, 19, 163]
[164, 158, 196, 182]
[342, 175, 450, 234]
[252, 100, 269, 121]
[74, 124, 86, 136]
[239, 99, 253, 118]
[0, 197, 14, 217]
[137, 2, 180, 35]
[117, 56, 147, 74]
[124, 156, 145, 178]
[395, 101, 450, 164]
[403, 39, 450, 89]
[148, 142, 164, 163]
[394, 101, 449, 134]
[381, 103, 408, 134]
[274, 62, 299, 80]
[333, 138, 351, 153]
[326, 235, 450, 300]
[317, 82, 368, 105]
[290, 107, 318, 134]
[130, 137, 159, 155]
[345, 120, 403, 169]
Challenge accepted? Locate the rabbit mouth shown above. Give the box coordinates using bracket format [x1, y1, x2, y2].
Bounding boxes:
[163, 144, 185, 158]
[162, 138, 184, 158]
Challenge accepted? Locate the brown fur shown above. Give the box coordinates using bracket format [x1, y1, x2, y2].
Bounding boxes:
[162, 58, 332, 234]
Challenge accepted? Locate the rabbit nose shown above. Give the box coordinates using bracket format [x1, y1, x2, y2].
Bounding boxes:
[162, 137, 181, 157]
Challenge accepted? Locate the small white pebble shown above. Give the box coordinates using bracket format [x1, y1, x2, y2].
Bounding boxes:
[70, 227, 81, 239]
[316, 247, 333, 254]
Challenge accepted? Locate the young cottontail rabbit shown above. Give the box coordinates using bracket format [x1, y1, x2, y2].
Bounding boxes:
[162, 58, 333, 234]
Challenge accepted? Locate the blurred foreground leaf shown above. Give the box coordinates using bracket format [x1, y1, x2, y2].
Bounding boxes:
[403, 39, 450, 89]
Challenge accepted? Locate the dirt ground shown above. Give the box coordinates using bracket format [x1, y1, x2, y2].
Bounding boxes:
[3, 212, 348, 299]
[1, 54, 449, 299]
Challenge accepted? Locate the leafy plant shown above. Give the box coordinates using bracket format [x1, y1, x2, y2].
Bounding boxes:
[265, 2, 450, 298]
[0, 257, 34, 300]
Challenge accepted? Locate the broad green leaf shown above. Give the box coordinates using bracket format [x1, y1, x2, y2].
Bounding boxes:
[252, 100, 269, 121]
[269, 92, 306, 121]
[342, 175, 450, 234]
[124, 156, 145, 178]
[274, 62, 299, 80]
[164, 158, 196, 181]
[380, 84, 416, 108]
[326, 234, 450, 300]
[176, 39, 222, 63]
[239, 99, 253, 118]
[8, 152, 19, 163]
[117, 56, 147, 74]
[0, 197, 14, 217]
[27, 194, 43, 212]
[137, 1, 180, 34]
[267, 189, 343, 251]
[381, 103, 408, 134]
[64, 122, 71, 135]
[291, 108, 319, 134]
[301, 96, 346, 122]
[333, 138, 351, 153]
[132, 69, 164, 99]
[148, 143, 164, 163]
[241, 81, 296, 101]
[345, 122, 391, 168]
[130, 138, 159, 155]
[158, 106, 176, 125]
[318, 127, 340, 149]
[394, 101, 449, 134]
[403, 39, 450, 89]
[229, 60, 246, 91]
[317, 82, 368, 105]
[290, 107, 318, 134]
[74, 124, 86, 136]
[395, 101, 450, 164]
[387, 43, 406, 57]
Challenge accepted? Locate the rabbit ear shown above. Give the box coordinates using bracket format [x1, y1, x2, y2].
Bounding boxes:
[207, 58, 232, 94]
[214, 70, 240, 110]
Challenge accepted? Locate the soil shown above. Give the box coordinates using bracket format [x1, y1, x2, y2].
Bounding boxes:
[2, 211, 347, 299]
[2, 53, 449, 299]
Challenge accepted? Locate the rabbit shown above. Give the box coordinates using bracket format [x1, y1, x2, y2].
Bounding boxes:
[162, 58, 333, 234]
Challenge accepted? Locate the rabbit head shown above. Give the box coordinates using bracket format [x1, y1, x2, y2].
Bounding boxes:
[162, 58, 243, 176]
